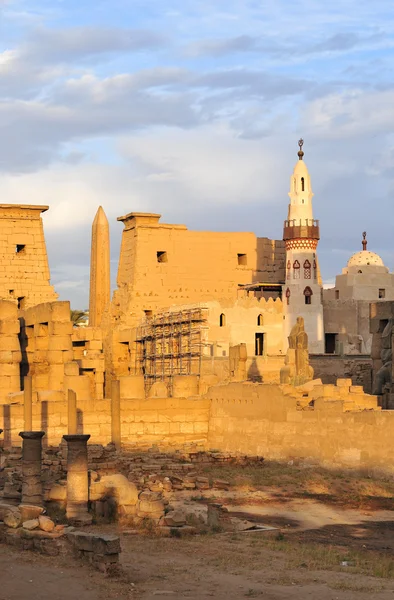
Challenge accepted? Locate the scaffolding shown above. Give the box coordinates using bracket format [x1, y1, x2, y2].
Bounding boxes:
[135, 307, 208, 393]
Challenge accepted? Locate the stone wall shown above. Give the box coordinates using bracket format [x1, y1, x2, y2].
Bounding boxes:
[0, 396, 211, 448]
[3, 377, 394, 473]
[207, 382, 394, 471]
[0, 301, 21, 402]
[310, 355, 373, 393]
[19, 301, 74, 394]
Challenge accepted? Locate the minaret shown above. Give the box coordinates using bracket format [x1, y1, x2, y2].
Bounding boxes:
[89, 206, 110, 327]
[282, 140, 324, 353]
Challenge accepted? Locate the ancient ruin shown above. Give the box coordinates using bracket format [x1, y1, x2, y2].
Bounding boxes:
[1, 141, 394, 587]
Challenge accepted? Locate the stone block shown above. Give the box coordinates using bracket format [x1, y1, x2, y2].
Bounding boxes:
[49, 321, 73, 336]
[48, 337, 72, 351]
[65, 361, 79, 376]
[23, 519, 39, 530]
[336, 378, 352, 387]
[91, 535, 121, 555]
[0, 336, 20, 351]
[67, 531, 94, 552]
[0, 321, 20, 335]
[38, 515, 55, 532]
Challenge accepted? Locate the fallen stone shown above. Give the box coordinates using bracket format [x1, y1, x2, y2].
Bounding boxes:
[0, 502, 19, 521]
[22, 519, 39, 531]
[99, 474, 139, 506]
[4, 509, 22, 529]
[163, 511, 186, 527]
[39, 515, 55, 533]
[19, 504, 45, 521]
[212, 479, 230, 490]
[21, 529, 64, 540]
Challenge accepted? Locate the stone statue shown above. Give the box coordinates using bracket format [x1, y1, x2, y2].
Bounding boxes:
[280, 316, 314, 386]
[373, 319, 393, 395]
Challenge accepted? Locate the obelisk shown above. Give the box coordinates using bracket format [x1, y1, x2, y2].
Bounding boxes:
[89, 206, 110, 327]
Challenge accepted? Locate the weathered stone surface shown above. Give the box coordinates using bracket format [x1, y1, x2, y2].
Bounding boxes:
[3, 509, 22, 529]
[22, 519, 39, 530]
[19, 504, 45, 521]
[38, 515, 55, 532]
[163, 510, 186, 527]
[46, 483, 67, 502]
[98, 474, 139, 506]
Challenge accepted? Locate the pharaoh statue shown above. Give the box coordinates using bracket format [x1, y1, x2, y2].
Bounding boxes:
[280, 316, 314, 386]
[373, 318, 393, 395]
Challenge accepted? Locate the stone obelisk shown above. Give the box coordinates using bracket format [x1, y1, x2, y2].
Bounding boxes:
[89, 206, 110, 327]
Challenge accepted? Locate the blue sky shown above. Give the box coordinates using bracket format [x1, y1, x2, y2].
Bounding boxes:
[1, 0, 394, 307]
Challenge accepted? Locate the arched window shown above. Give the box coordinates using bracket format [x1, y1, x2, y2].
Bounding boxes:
[293, 260, 300, 279]
[313, 259, 317, 280]
[219, 313, 226, 327]
[301, 177, 305, 191]
[303, 259, 311, 279]
[287, 259, 291, 279]
[285, 288, 291, 305]
[304, 286, 313, 305]
[257, 314, 263, 326]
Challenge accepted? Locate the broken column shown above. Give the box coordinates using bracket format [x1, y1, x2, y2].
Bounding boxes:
[63, 434, 92, 525]
[111, 380, 121, 450]
[89, 206, 110, 328]
[18, 431, 45, 506]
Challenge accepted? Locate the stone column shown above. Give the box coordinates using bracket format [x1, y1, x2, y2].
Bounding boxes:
[24, 375, 33, 431]
[19, 431, 45, 506]
[63, 434, 92, 526]
[67, 389, 77, 435]
[111, 380, 121, 450]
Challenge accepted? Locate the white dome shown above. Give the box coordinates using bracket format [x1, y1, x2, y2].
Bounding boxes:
[347, 250, 384, 268]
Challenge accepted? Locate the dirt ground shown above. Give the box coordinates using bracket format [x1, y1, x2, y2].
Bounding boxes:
[3, 461, 394, 599]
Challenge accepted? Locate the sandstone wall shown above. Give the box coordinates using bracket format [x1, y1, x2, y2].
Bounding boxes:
[207, 382, 394, 471]
[0, 397, 210, 448]
[0, 301, 21, 401]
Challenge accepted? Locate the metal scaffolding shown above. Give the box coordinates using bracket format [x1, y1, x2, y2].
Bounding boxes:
[135, 307, 208, 392]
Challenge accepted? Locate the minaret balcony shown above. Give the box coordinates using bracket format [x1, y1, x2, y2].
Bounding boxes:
[283, 219, 320, 241]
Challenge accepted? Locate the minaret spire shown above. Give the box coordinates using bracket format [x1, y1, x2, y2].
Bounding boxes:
[297, 138, 304, 160]
[89, 206, 110, 327]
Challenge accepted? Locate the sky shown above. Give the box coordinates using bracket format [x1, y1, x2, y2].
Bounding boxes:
[0, 0, 394, 308]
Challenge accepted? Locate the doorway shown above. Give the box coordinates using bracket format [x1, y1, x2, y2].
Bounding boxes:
[325, 333, 337, 354]
[255, 333, 265, 356]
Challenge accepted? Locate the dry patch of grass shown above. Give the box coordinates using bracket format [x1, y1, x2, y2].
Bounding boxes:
[200, 461, 394, 509]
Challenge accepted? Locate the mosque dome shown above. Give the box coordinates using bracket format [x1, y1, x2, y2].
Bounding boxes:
[346, 232, 385, 269]
[347, 250, 384, 268]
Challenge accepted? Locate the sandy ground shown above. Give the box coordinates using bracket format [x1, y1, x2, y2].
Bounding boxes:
[3, 494, 394, 600]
